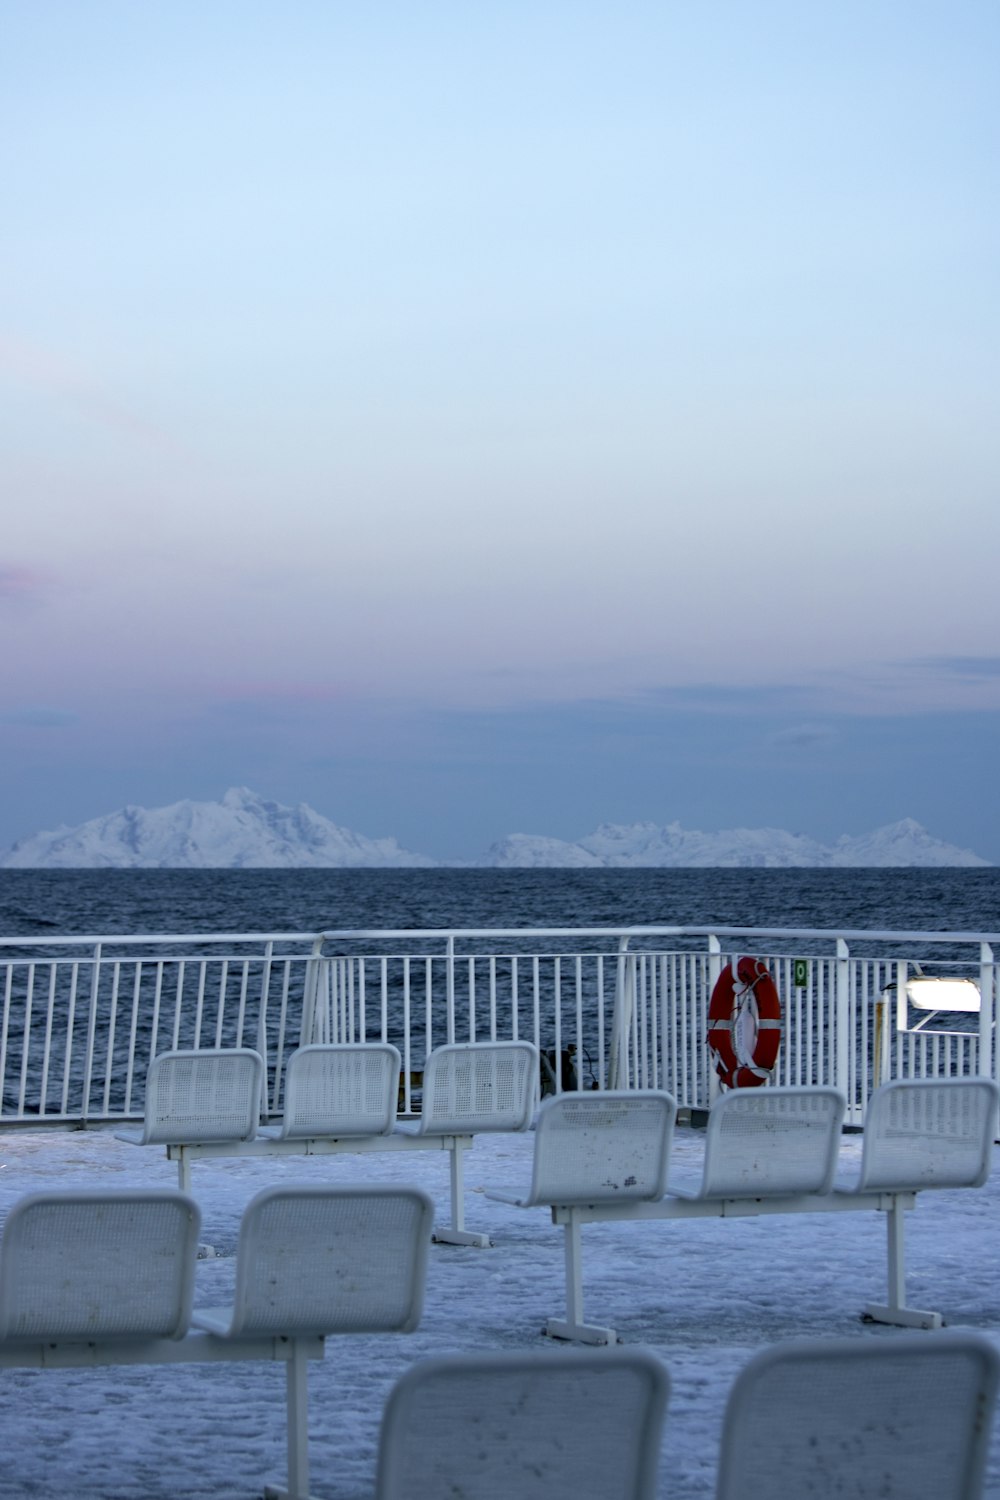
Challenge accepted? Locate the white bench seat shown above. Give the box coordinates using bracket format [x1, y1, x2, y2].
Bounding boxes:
[487, 1079, 999, 1344]
[118, 1041, 538, 1248]
[0, 1184, 432, 1500]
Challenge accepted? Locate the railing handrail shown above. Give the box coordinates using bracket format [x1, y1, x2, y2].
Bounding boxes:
[3, 922, 1000, 952]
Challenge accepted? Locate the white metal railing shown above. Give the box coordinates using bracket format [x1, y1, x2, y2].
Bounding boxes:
[0, 925, 996, 1128]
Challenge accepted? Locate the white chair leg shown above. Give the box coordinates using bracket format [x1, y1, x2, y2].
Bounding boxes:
[864, 1196, 942, 1330]
[286, 1340, 311, 1499]
[546, 1210, 618, 1345]
[175, 1149, 192, 1195]
[263, 1342, 321, 1500]
[433, 1142, 490, 1247]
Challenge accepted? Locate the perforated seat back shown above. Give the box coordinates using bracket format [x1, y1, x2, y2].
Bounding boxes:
[227, 1186, 433, 1337]
[699, 1086, 846, 1197]
[139, 1048, 264, 1144]
[857, 1078, 999, 1191]
[279, 1043, 401, 1138]
[375, 1348, 670, 1500]
[716, 1333, 1000, 1500]
[523, 1091, 676, 1205]
[0, 1191, 200, 1343]
[417, 1041, 538, 1134]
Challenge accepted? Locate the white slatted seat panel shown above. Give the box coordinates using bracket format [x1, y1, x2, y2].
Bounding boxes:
[268, 1043, 401, 1139]
[495, 1091, 677, 1207]
[192, 1185, 433, 1338]
[716, 1333, 1000, 1500]
[117, 1048, 265, 1145]
[0, 1191, 199, 1342]
[688, 1085, 846, 1199]
[415, 1042, 538, 1135]
[375, 1348, 670, 1500]
[855, 1078, 998, 1192]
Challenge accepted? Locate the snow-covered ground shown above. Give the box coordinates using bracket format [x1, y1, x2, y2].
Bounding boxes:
[0, 1122, 998, 1499]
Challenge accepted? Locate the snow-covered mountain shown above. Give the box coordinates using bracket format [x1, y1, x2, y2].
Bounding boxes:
[0, 791, 988, 868]
[483, 818, 988, 868]
[0, 788, 436, 869]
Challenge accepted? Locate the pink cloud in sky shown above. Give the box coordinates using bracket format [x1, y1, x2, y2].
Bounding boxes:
[0, 564, 51, 602]
[0, 334, 179, 455]
[213, 681, 355, 705]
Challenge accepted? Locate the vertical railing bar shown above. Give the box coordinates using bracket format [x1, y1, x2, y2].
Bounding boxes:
[17, 963, 36, 1115]
[38, 963, 58, 1117]
[255, 942, 274, 1102]
[61, 961, 80, 1117]
[445, 935, 456, 1046]
[511, 955, 520, 1043]
[80, 943, 103, 1124]
[595, 955, 605, 1089]
[215, 959, 229, 1048]
[424, 954, 433, 1061]
[551, 956, 562, 1091]
[123, 961, 143, 1114]
[358, 957, 367, 1043]
[236, 959, 250, 1048]
[0, 962, 14, 1116]
[532, 955, 541, 1056]
[171, 961, 185, 1050]
[489, 954, 498, 1041]
[401, 956, 412, 1114]
[149, 961, 165, 1062]
[575, 955, 584, 1089]
[102, 961, 122, 1114]
[192, 961, 207, 1047]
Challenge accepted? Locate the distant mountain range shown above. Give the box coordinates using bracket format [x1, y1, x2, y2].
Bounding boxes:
[0, 787, 989, 868]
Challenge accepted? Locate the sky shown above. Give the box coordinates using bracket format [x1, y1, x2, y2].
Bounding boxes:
[0, 1121, 998, 1497]
[2, 1, 999, 862]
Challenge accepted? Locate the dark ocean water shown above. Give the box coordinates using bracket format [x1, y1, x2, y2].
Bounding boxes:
[0, 867, 998, 938]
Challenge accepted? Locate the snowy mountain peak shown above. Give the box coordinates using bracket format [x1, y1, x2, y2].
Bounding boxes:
[484, 819, 987, 869]
[0, 789, 436, 869]
[0, 794, 989, 868]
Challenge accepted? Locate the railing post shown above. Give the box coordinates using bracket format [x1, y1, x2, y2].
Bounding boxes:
[835, 938, 850, 1100]
[255, 941, 274, 1114]
[445, 934, 456, 1045]
[80, 941, 102, 1124]
[706, 935, 722, 1105]
[301, 936, 326, 1044]
[979, 943, 998, 1137]
[608, 936, 632, 1090]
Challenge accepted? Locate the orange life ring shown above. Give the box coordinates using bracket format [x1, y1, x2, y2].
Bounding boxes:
[707, 956, 782, 1089]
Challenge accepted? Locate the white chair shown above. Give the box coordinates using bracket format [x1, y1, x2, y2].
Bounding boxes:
[192, 1184, 434, 1500]
[261, 1042, 401, 1139]
[669, 1085, 846, 1199]
[854, 1077, 997, 1192]
[491, 1089, 677, 1208]
[486, 1090, 678, 1343]
[716, 1332, 1000, 1500]
[0, 1189, 200, 1343]
[836, 1076, 999, 1327]
[414, 1040, 538, 1135]
[407, 1040, 539, 1246]
[374, 1348, 670, 1500]
[115, 1047, 265, 1190]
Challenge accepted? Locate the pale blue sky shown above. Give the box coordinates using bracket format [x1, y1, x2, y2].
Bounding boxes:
[2, 1, 998, 859]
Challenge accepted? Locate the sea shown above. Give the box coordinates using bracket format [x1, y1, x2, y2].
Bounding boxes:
[0, 866, 998, 939]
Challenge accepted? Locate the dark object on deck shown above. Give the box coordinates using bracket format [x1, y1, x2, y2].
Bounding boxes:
[540, 1045, 579, 1096]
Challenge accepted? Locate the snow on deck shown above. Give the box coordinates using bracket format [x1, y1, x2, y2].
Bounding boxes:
[0, 1122, 997, 1499]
